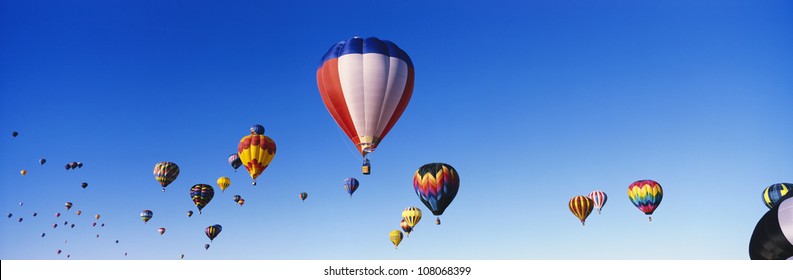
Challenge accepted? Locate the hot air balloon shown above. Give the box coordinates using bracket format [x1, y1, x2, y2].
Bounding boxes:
[389, 230, 403, 249]
[6, 213, 11, 218]
[205, 224, 222, 242]
[95, 214, 100, 220]
[12, 131, 18, 137]
[237, 125, 276, 186]
[217, 177, 231, 192]
[237, 199, 245, 206]
[413, 163, 460, 225]
[316, 37, 414, 175]
[204, 244, 210, 250]
[180, 254, 184, 259]
[569, 195, 594, 226]
[64, 221, 68, 225]
[57, 250, 61, 255]
[627, 180, 663, 221]
[233, 195, 241, 203]
[400, 219, 412, 237]
[32, 212, 37, 217]
[749, 193, 793, 260]
[76, 210, 81, 216]
[18, 217, 23, 222]
[76, 162, 83, 168]
[153, 161, 180, 192]
[65, 202, 73, 211]
[250, 124, 265, 135]
[96, 234, 100, 238]
[70, 162, 78, 169]
[763, 183, 791, 209]
[229, 153, 242, 172]
[18, 202, 23, 206]
[39, 158, 46, 165]
[65, 164, 71, 170]
[588, 190, 608, 214]
[299, 192, 308, 201]
[55, 212, 61, 218]
[190, 184, 215, 214]
[81, 182, 88, 189]
[158, 228, 166, 235]
[116, 240, 119, 244]
[92, 222, 97, 227]
[101, 223, 104, 227]
[52, 223, 58, 228]
[124, 252, 127, 256]
[344, 178, 359, 197]
[401, 207, 422, 228]
[140, 210, 153, 224]
[41, 233, 46, 238]
[70, 224, 74, 228]
[187, 210, 193, 217]
[20, 170, 27, 176]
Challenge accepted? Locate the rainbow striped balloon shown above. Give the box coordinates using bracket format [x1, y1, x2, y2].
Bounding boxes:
[628, 180, 663, 220]
[153, 161, 179, 192]
[189, 184, 214, 214]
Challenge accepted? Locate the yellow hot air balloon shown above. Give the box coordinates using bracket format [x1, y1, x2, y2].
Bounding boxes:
[237, 125, 276, 186]
[20, 170, 27, 176]
[389, 230, 403, 249]
[217, 177, 231, 192]
[401, 207, 422, 228]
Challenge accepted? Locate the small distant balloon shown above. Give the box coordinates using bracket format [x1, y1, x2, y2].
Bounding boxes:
[402, 207, 422, 228]
[69, 162, 77, 169]
[17, 217, 23, 222]
[57, 250, 61, 255]
[6, 213, 11, 218]
[344, 178, 359, 197]
[588, 190, 608, 214]
[55, 212, 61, 218]
[237, 198, 245, 206]
[32, 212, 37, 217]
[180, 254, 184, 260]
[70, 224, 74, 228]
[190, 184, 215, 214]
[41, 233, 46, 238]
[52, 223, 58, 228]
[229, 153, 242, 172]
[763, 183, 791, 209]
[153, 161, 180, 192]
[81, 182, 88, 189]
[20, 170, 27, 176]
[95, 214, 100, 220]
[65, 164, 71, 170]
[19, 202, 23, 206]
[39, 158, 46, 165]
[217, 177, 231, 192]
[299, 192, 308, 201]
[187, 210, 193, 217]
[101, 223, 105, 227]
[115, 240, 119, 244]
[250, 124, 265, 135]
[389, 230, 403, 249]
[12, 131, 18, 137]
[233, 195, 241, 203]
[158, 228, 166, 235]
[92, 222, 97, 227]
[77, 162, 83, 168]
[204, 244, 210, 250]
[63, 221, 68, 225]
[65, 202, 73, 210]
[205, 224, 222, 242]
[140, 210, 153, 224]
[400, 219, 412, 237]
[76, 210, 81, 216]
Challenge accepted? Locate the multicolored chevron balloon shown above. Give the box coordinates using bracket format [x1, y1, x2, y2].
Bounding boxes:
[413, 163, 460, 224]
[628, 180, 663, 221]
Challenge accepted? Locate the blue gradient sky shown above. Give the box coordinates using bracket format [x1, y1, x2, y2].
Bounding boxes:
[1, 0, 791, 260]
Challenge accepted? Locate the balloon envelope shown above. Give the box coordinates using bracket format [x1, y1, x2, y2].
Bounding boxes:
[749, 194, 793, 260]
[237, 133, 276, 185]
[153, 162, 180, 191]
[140, 210, 153, 223]
[402, 207, 422, 228]
[316, 36, 414, 157]
[190, 184, 215, 214]
[588, 190, 608, 214]
[627, 180, 663, 217]
[344, 178, 359, 197]
[569, 195, 594, 226]
[389, 230, 404, 249]
[205, 224, 222, 241]
[413, 163, 460, 216]
[763, 183, 791, 209]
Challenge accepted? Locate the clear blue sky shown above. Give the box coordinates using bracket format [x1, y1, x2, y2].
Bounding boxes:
[1, 0, 791, 260]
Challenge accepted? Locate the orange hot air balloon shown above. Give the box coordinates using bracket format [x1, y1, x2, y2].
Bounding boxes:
[237, 125, 276, 186]
[569, 195, 594, 226]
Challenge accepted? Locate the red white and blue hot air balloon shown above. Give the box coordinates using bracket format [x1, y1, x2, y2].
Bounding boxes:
[588, 190, 608, 214]
[316, 36, 414, 174]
